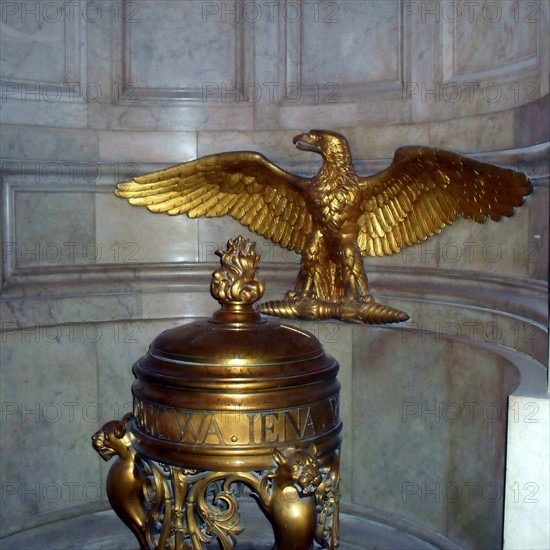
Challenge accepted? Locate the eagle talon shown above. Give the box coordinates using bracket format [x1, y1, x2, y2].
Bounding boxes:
[285, 290, 317, 302]
[341, 295, 374, 305]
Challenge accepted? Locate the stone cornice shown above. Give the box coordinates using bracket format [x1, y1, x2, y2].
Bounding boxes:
[1, 142, 548, 182]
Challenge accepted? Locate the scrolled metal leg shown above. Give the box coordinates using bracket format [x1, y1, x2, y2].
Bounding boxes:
[266, 448, 322, 550]
[93, 419, 340, 550]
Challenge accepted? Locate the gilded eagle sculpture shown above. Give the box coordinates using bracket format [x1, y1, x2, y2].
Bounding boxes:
[116, 130, 531, 324]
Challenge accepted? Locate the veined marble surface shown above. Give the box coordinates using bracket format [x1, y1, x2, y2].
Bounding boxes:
[0, 502, 463, 550]
[1, 0, 548, 130]
[0, 1, 548, 547]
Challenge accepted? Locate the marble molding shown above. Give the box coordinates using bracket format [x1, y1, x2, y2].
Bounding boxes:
[0, 145, 547, 372]
[0, 111, 545, 166]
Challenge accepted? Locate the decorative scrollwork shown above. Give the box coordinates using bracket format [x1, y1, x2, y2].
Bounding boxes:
[137, 463, 265, 550]
[187, 473, 248, 549]
[315, 451, 341, 549]
[93, 422, 340, 549]
[140, 460, 172, 549]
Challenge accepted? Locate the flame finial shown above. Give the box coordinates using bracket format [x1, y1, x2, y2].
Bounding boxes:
[211, 236, 265, 307]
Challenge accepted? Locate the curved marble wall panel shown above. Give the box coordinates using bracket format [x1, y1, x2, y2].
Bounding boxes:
[349, 328, 521, 549]
[1, 1, 548, 130]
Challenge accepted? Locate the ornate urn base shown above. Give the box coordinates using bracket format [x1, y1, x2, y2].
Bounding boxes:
[92, 237, 342, 549]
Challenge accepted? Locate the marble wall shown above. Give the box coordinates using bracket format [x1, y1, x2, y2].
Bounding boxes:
[1, 1, 548, 548]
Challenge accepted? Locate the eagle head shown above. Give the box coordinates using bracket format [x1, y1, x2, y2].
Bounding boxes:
[293, 130, 353, 166]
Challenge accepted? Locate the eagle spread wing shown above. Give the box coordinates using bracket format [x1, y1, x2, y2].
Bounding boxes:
[116, 132, 531, 260]
[116, 152, 313, 253]
[357, 146, 532, 257]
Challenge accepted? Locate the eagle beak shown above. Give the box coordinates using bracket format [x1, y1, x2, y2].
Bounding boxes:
[293, 132, 321, 153]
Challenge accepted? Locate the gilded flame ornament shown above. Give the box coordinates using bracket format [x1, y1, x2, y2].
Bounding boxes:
[211, 236, 265, 306]
[116, 130, 532, 324]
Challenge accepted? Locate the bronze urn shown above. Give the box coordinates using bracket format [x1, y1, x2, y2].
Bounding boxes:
[93, 236, 342, 549]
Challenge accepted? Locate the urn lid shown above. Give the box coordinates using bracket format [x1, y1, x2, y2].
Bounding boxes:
[133, 236, 337, 390]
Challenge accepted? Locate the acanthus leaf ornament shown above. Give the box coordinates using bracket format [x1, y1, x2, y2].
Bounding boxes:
[116, 130, 532, 324]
